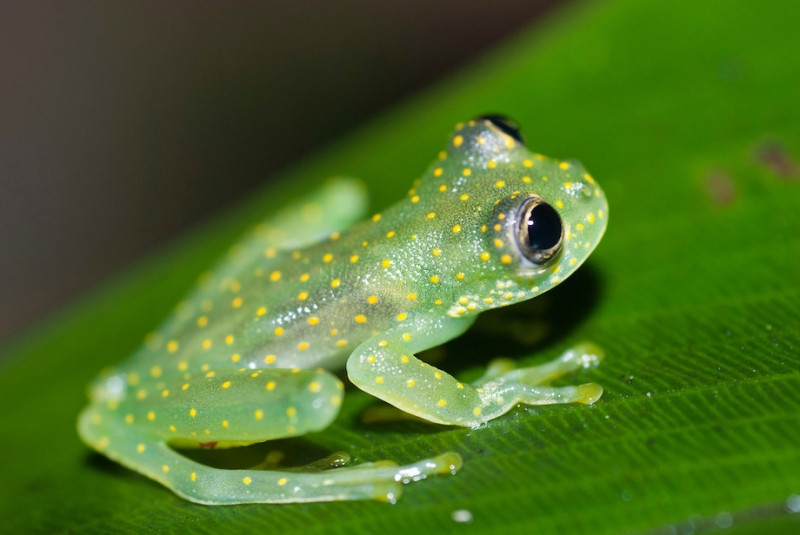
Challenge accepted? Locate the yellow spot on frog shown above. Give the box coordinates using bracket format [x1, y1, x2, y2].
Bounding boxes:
[166, 341, 179, 354]
[270, 271, 281, 281]
[453, 135, 463, 147]
[232, 297, 243, 308]
[354, 314, 367, 324]
[254, 410, 263, 420]
[257, 306, 267, 316]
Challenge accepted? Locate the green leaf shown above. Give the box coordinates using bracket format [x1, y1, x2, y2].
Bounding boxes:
[3, 0, 800, 533]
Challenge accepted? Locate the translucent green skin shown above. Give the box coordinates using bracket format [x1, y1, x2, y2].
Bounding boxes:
[79, 118, 608, 504]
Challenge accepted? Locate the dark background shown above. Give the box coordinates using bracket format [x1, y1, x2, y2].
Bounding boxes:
[0, 1, 563, 342]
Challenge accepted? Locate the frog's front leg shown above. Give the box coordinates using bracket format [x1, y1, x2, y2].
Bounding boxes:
[78, 368, 460, 504]
[347, 317, 603, 427]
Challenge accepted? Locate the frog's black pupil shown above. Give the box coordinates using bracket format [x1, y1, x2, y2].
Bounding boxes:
[477, 114, 524, 144]
[527, 203, 562, 250]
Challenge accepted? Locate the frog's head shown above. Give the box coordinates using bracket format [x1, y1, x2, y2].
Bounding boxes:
[415, 116, 608, 317]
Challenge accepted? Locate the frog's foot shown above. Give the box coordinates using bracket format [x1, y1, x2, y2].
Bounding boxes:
[466, 342, 604, 421]
[475, 342, 604, 387]
[79, 405, 460, 504]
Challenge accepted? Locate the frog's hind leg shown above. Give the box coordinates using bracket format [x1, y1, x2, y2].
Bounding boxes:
[217, 176, 369, 272]
[78, 368, 461, 504]
[151, 177, 369, 341]
[78, 405, 460, 504]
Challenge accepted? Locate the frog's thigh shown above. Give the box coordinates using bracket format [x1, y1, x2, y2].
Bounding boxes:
[255, 177, 368, 250]
[347, 320, 603, 427]
[124, 369, 345, 443]
[195, 177, 369, 291]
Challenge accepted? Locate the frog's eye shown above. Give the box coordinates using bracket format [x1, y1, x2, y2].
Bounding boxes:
[516, 197, 563, 265]
[478, 114, 524, 144]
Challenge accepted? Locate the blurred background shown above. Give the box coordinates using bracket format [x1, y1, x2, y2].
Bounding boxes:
[0, 1, 565, 342]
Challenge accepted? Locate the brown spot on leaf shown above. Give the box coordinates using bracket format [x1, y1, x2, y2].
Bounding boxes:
[756, 140, 800, 179]
[704, 168, 737, 206]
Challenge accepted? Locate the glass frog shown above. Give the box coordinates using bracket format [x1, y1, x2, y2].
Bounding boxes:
[78, 116, 608, 505]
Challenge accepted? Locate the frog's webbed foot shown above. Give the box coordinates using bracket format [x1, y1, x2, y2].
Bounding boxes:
[471, 342, 605, 409]
[477, 342, 604, 388]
